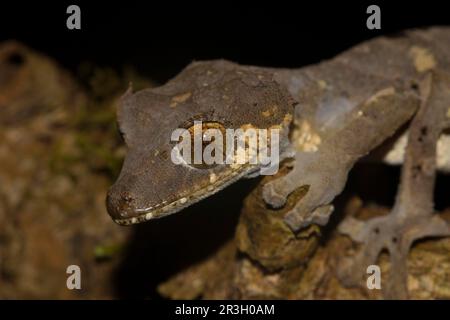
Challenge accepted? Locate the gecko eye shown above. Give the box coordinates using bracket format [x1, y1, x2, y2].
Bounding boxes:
[185, 121, 226, 169]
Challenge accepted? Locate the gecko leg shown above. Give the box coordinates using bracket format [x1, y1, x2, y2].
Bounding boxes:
[263, 148, 351, 228]
[338, 71, 450, 299]
[263, 83, 419, 232]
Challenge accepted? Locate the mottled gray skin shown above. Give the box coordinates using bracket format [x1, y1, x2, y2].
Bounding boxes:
[263, 27, 450, 230]
[108, 27, 450, 230]
[107, 61, 295, 225]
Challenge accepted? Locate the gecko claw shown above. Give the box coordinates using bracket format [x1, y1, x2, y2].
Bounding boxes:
[284, 204, 334, 232]
[262, 182, 287, 208]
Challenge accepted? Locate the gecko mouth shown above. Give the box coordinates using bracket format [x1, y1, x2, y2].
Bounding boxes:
[112, 164, 255, 226]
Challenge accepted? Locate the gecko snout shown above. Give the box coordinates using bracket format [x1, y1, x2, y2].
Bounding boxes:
[106, 188, 139, 222]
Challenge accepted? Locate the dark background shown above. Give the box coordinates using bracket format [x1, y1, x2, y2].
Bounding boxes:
[1, 1, 449, 82]
[1, 0, 448, 299]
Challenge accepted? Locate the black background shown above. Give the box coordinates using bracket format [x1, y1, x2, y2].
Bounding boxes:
[1, 1, 449, 81]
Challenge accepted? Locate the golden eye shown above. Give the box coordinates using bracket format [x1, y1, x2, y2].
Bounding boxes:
[186, 121, 226, 169]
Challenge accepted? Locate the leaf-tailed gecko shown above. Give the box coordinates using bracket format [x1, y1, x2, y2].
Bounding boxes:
[106, 27, 450, 298]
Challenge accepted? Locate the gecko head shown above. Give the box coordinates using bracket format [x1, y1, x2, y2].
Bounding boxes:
[106, 60, 294, 225]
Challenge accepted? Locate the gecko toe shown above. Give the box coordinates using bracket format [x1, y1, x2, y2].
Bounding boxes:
[262, 182, 287, 208]
[284, 204, 334, 232]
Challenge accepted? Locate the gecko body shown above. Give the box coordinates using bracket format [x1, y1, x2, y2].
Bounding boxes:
[107, 27, 449, 229]
[107, 27, 450, 298]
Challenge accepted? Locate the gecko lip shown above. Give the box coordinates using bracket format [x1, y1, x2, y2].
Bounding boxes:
[108, 164, 255, 226]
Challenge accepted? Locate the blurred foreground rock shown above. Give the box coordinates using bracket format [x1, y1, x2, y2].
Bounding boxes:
[0, 42, 150, 298]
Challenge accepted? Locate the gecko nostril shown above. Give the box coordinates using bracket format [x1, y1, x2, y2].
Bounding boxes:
[121, 192, 133, 203]
[106, 189, 137, 219]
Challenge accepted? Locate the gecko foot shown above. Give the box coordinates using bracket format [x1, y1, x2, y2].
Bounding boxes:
[338, 213, 450, 299]
[338, 71, 450, 299]
[284, 204, 334, 231]
[262, 149, 350, 232]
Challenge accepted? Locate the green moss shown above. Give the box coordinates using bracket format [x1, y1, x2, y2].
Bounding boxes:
[49, 64, 154, 181]
[94, 243, 124, 260]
